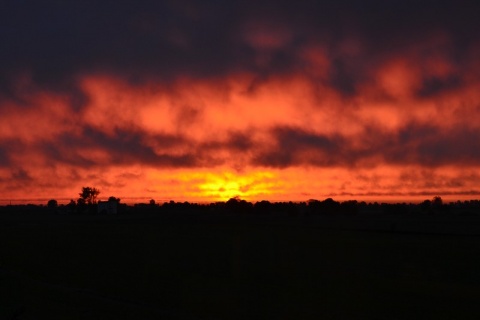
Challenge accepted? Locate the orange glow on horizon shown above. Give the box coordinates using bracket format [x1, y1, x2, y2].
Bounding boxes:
[2, 164, 479, 205]
[2, 57, 480, 204]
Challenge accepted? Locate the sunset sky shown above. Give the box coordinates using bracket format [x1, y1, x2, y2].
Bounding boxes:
[1, 0, 480, 204]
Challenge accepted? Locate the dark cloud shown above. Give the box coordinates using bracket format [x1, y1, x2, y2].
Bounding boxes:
[393, 125, 480, 166]
[11, 168, 32, 181]
[0, 139, 26, 167]
[32, 127, 258, 169]
[201, 131, 254, 153]
[38, 122, 480, 170]
[38, 141, 97, 168]
[3, 117, 480, 172]
[1, 0, 240, 90]
[254, 127, 345, 167]
[253, 123, 480, 168]
[327, 59, 358, 96]
[0, 146, 10, 167]
[1, 0, 480, 96]
[6, 168, 35, 192]
[416, 75, 463, 98]
[50, 126, 197, 167]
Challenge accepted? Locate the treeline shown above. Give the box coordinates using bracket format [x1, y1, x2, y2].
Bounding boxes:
[151, 197, 480, 216]
[3, 196, 480, 216]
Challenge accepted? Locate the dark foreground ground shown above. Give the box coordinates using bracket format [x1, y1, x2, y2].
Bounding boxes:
[1, 211, 480, 319]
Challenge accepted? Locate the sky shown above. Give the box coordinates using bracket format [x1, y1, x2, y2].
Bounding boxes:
[1, 0, 480, 204]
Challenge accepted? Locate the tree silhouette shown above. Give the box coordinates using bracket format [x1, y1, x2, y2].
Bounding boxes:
[108, 196, 121, 203]
[76, 198, 86, 212]
[66, 199, 76, 212]
[79, 187, 100, 205]
[47, 199, 58, 209]
[226, 197, 253, 214]
[432, 196, 443, 207]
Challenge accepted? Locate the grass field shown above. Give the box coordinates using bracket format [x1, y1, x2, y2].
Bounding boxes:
[1, 211, 480, 319]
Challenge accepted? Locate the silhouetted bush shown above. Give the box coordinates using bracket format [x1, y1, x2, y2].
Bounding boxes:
[226, 197, 253, 214]
[308, 198, 341, 215]
[47, 199, 58, 209]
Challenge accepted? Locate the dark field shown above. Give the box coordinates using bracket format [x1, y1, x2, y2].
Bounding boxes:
[2, 211, 480, 319]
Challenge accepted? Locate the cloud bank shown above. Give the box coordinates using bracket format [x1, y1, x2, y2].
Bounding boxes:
[1, 0, 480, 202]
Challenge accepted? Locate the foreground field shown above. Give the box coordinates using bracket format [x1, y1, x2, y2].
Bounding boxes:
[1, 211, 480, 319]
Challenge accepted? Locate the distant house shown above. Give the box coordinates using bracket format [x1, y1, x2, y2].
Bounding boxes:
[97, 199, 118, 214]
